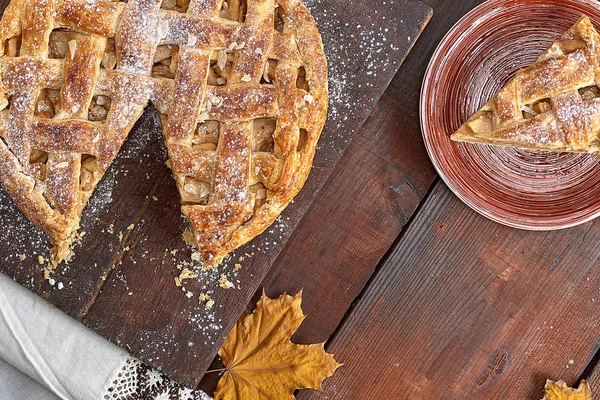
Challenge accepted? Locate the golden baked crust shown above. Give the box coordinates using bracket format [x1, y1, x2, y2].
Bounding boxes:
[451, 16, 600, 153]
[0, 0, 327, 267]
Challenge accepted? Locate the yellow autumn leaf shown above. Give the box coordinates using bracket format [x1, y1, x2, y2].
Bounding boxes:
[214, 290, 342, 400]
[542, 380, 593, 400]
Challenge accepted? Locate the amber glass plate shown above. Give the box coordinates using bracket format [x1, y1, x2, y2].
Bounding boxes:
[421, 0, 600, 230]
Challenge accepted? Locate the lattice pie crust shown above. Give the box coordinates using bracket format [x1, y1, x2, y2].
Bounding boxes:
[0, 0, 327, 267]
[452, 17, 600, 154]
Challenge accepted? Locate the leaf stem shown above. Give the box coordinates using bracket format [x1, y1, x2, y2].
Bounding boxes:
[205, 368, 227, 374]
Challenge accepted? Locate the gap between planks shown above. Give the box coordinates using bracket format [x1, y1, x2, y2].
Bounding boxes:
[323, 176, 439, 348]
[78, 169, 168, 322]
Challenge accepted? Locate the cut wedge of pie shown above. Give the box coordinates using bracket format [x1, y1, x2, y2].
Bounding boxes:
[451, 16, 600, 154]
[0, 0, 327, 267]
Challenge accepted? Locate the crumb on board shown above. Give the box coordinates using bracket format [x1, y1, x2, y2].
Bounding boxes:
[127, 224, 135, 231]
[175, 267, 198, 287]
[219, 274, 235, 289]
[205, 300, 215, 310]
[152, 196, 158, 201]
[107, 223, 114, 234]
[191, 251, 202, 262]
[234, 263, 242, 271]
[118, 231, 123, 241]
[38, 255, 45, 264]
[18, 254, 26, 261]
[180, 268, 198, 280]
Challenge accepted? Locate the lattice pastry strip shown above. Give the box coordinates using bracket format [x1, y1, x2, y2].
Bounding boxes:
[452, 16, 600, 153]
[0, 0, 327, 267]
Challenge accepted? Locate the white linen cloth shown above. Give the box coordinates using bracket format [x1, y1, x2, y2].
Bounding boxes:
[0, 356, 60, 400]
[0, 273, 212, 400]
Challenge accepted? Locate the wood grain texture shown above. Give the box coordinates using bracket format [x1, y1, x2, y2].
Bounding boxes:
[79, 0, 433, 387]
[311, 181, 600, 399]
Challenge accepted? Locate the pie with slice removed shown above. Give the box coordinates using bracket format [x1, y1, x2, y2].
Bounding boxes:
[451, 16, 600, 154]
[0, 0, 327, 267]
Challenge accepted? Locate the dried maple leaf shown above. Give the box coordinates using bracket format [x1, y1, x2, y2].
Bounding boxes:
[542, 379, 593, 400]
[214, 291, 342, 400]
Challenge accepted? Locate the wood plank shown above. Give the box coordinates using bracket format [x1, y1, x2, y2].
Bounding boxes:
[81, 0, 433, 387]
[308, 181, 600, 399]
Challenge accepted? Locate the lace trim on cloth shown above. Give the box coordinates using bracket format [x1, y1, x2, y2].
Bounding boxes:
[102, 356, 213, 400]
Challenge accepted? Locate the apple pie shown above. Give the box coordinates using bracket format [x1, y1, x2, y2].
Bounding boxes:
[451, 16, 600, 154]
[0, 0, 327, 267]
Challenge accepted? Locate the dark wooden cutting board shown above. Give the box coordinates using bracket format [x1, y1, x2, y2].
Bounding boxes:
[0, 0, 432, 387]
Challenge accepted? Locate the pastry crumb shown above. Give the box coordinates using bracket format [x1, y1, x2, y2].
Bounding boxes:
[18, 254, 26, 261]
[205, 300, 215, 309]
[234, 263, 242, 271]
[180, 268, 198, 280]
[152, 196, 158, 201]
[127, 223, 135, 230]
[38, 255, 45, 264]
[219, 274, 235, 289]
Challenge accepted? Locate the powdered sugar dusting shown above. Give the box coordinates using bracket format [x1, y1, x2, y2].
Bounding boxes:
[0, 185, 50, 281]
[306, 0, 406, 136]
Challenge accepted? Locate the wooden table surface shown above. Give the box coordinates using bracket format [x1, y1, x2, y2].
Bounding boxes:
[198, 0, 600, 398]
[3, 0, 600, 398]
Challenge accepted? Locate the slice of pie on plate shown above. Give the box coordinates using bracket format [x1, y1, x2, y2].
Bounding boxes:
[451, 16, 600, 153]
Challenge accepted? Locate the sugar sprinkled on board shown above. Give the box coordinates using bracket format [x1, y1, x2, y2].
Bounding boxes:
[0, 184, 51, 289]
[302, 0, 406, 142]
